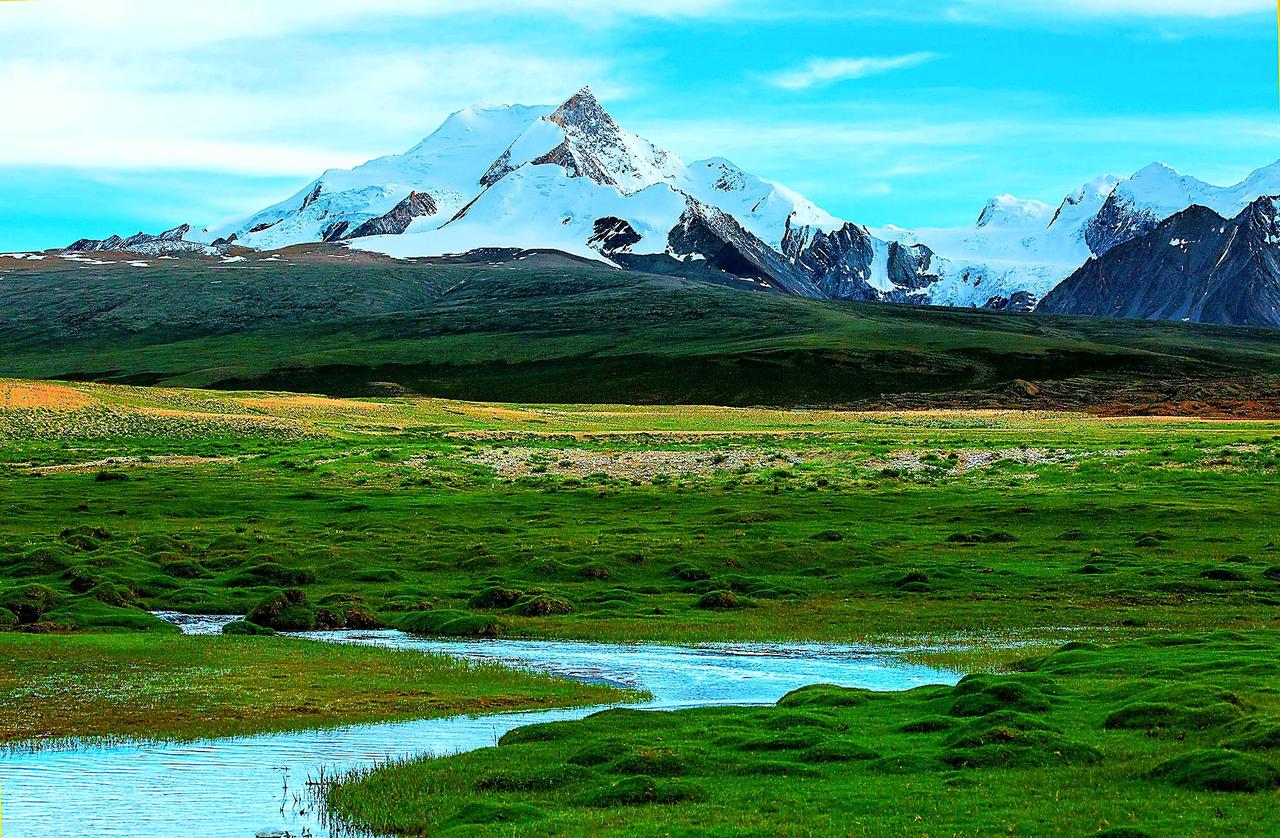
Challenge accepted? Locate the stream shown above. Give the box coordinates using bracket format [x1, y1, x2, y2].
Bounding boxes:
[0, 613, 960, 837]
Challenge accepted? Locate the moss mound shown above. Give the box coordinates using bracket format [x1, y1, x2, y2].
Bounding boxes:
[513, 595, 573, 617]
[668, 562, 710, 582]
[469, 586, 524, 609]
[778, 685, 874, 709]
[1103, 701, 1241, 732]
[803, 739, 881, 762]
[949, 677, 1052, 717]
[737, 730, 824, 751]
[247, 588, 316, 631]
[1148, 749, 1280, 792]
[226, 561, 316, 587]
[579, 775, 704, 807]
[398, 609, 498, 638]
[900, 716, 955, 733]
[942, 714, 1100, 769]
[2, 584, 61, 624]
[696, 590, 744, 610]
[442, 802, 546, 827]
[222, 619, 275, 636]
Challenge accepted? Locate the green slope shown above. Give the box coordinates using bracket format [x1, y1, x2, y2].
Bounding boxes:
[4, 248, 1279, 409]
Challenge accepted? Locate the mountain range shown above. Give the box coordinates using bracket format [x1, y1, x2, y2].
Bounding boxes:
[46, 87, 1280, 328]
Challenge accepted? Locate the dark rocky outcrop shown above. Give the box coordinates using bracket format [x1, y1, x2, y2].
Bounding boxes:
[665, 200, 821, 297]
[588, 217, 643, 255]
[66, 224, 206, 255]
[347, 192, 439, 239]
[985, 291, 1038, 313]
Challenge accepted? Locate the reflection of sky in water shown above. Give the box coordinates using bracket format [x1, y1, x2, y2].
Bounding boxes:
[0, 620, 958, 838]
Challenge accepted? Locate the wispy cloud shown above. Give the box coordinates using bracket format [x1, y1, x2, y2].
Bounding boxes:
[769, 53, 939, 90]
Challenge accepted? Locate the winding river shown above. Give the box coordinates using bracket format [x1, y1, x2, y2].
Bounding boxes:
[0, 614, 959, 837]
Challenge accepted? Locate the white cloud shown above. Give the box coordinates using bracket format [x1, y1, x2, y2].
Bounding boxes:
[958, 0, 1270, 18]
[1, 0, 742, 48]
[0, 16, 614, 174]
[769, 53, 938, 90]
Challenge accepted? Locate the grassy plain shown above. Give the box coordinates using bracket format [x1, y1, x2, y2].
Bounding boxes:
[1, 378, 1278, 642]
[2, 378, 1279, 834]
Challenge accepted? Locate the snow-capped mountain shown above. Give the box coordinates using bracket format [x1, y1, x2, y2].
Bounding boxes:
[173, 89, 1280, 325]
[878, 177, 1122, 310]
[202, 88, 843, 260]
[199, 88, 934, 301]
[1084, 161, 1280, 257]
[1039, 195, 1280, 327]
[873, 160, 1280, 313]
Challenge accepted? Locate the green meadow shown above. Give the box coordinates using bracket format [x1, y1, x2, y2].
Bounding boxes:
[0, 377, 1278, 834]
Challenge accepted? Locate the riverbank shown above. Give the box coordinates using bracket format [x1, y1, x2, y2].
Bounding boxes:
[0, 632, 950, 838]
[0, 632, 635, 745]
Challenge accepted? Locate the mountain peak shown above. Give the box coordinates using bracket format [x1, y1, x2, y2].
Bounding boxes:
[975, 194, 1053, 229]
[550, 86, 616, 133]
[1131, 162, 1181, 180]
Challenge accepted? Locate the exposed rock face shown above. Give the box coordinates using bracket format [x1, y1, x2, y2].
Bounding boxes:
[65, 224, 207, 255]
[543, 87, 681, 194]
[786, 223, 877, 301]
[667, 200, 820, 297]
[588, 217, 642, 255]
[781, 222, 938, 302]
[1083, 190, 1162, 257]
[1038, 196, 1280, 328]
[347, 192, 439, 239]
[984, 291, 1039, 312]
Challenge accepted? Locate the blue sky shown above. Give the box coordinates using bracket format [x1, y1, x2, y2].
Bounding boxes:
[1, 0, 1277, 250]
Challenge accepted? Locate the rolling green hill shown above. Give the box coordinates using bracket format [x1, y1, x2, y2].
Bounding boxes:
[3, 247, 1279, 412]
